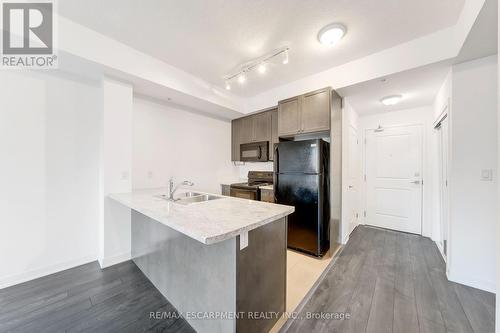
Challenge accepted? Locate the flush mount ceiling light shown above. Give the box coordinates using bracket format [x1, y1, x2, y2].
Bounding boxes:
[318, 23, 346, 45]
[380, 95, 403, 106]
[223, 46, 289, 90]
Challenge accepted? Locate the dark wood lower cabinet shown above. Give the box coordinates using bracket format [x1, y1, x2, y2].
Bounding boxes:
[236, 218, 287, 333]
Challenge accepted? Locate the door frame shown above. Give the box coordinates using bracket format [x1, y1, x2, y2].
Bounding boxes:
[361, 123, 424, 235]
[434, 102, 451, 265]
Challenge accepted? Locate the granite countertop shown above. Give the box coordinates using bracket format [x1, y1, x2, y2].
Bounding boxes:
[109, 188, 293, 245]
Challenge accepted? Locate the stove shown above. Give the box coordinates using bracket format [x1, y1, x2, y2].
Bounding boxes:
[230, 171, 273, 201]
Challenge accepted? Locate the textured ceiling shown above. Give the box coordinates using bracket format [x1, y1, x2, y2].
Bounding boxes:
[59, 0, 465, 96]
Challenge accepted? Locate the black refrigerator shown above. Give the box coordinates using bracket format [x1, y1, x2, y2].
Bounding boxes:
[274, 139, 330, 257]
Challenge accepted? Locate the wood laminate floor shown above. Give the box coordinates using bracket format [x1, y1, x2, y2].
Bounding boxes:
[0, 261, 194, 333]
[1, 226, 495, 333]
[285, 225, 496, 333]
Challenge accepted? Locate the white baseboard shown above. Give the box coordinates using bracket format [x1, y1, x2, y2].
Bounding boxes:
[434, 241, 446, 263]
[98, 252, 131, 269]
[0, 255, 97, 290]
[448, 271, 496, 294]
[342, 234, 350, 245]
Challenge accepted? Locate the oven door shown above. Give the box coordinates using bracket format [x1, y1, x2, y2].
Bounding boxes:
[230, 187, 259, 200]
[240, 141, 269, 162]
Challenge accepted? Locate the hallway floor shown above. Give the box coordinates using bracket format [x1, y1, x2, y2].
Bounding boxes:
[285, 225, 496, 333]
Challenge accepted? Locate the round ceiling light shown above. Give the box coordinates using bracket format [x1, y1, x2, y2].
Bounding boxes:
[318, 23, 346, 45]
[380, 95, 403, 106]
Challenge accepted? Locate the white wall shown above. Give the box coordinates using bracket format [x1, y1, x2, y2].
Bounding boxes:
[448, 55, 497, 292]
[433, 70, 453, 121]
[497, 7, 500, 326]
[497, 4, 500, 328]
[100, 78, 133, 268]
[132, 97, 238, 193]
[358, 106, 438, 240]
[0, 71, 101, 288]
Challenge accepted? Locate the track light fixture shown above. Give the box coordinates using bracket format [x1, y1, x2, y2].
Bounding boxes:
[223, 47, 289, 89]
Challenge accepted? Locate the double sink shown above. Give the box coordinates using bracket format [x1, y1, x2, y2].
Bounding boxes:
[157, 191, 223, 205]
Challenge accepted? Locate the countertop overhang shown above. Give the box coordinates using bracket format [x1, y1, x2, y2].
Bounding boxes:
[108, 188, 294, 245]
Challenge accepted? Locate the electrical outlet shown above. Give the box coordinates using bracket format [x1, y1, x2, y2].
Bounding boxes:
[147, 171, 153, 179]
[121, 171, 129, 180]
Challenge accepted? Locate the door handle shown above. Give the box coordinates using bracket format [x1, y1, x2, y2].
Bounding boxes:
[411, 180, 421, 184]
[348, 185, 353, 189]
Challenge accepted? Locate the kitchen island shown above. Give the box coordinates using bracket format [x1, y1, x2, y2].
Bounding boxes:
[109, 188, 294, 333]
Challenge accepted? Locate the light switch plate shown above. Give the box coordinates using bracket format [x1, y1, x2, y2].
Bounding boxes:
[481, 169, 493, 181]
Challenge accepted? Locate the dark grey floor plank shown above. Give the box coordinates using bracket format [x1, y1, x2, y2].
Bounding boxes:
[0, 261, 191, 333]
[393, 292, 418, 333]
[287, 225, 373, 333]
[427, 270, 473, 332]
[419, 318, 447, 333]
[394, 233, 415, 298]
[454, 283, 496, 333]
[9, 298, 92, 333]
[0, 260, 137, 309]
[409, 234, 446, 327]
[149, 315, 196, 333]
[393, 233, 418, 333]
[1, 226, 495, 333]
[366, 277, 394, 333]
[78, 291, 169, 333]
[285, 226, 495, 333]
[0, 261, 101, 300]
[62, 281, 160, 332]
[365, 228, 397, 333]
[337, 227, 380, 333]
[0, 275, 125, 332]
[121, 302, 180, 332]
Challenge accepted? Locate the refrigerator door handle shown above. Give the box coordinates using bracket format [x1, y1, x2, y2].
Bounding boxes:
[273, 145, 279, 202]
[274, 145, 279, 173]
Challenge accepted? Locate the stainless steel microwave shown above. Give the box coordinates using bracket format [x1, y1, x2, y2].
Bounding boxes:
[240, 141, 269, 162]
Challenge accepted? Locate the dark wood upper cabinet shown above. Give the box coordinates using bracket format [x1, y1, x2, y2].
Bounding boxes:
[231, 109, 275, 161]
[231, 118, 242, 161]
[277, 96, 301, 136]
[278, 87, 331, 137]
[253, 111, 272, 143]
[270, 109, 278, 161]
[301, 88, 331, 133]
[231, 87, 334, 162]
[240, 116, 254, 144]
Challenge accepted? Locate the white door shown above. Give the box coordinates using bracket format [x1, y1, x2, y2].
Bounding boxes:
[365, 125, 423, 234]
[346, 125, 360, 235]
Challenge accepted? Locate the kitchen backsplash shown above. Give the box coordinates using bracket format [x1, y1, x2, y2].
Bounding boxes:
[235, 162, 273, 180]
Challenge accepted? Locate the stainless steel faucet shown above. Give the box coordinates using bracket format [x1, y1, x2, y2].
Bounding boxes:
[168, 177, 194, 200]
